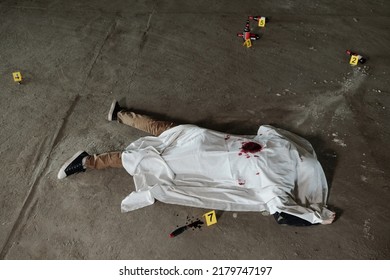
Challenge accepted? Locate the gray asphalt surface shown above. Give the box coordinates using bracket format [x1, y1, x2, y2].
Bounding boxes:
[1, 0, 389, 259]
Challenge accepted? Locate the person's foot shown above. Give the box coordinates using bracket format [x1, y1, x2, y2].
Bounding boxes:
[107, 100, 122, 121]
[57, 151, 89, 179]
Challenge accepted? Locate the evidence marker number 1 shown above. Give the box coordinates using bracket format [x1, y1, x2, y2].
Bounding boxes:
[13, 72, 22, 83]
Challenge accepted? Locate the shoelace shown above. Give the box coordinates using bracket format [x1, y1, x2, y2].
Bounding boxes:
[66, 162, 83, 172]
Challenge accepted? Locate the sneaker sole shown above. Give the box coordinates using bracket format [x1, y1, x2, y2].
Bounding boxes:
[57, 150, 86, 179]
[107, 100, 118, 121]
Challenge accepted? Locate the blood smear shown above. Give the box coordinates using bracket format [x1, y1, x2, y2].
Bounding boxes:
[238, 141, 262, 158]
[241, 142, 262, 153]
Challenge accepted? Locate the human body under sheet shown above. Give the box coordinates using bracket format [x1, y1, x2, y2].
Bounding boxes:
[121, 124, 335, 225]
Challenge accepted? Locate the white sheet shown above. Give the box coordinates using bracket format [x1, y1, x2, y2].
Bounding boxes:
[121, 124, 335, 224]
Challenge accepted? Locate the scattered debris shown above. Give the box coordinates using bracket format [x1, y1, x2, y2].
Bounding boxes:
[275, 89, 297, 96]
[261, 211, 270, 216]
[331, 133, 347, 147]
[346, 50, 367, 65]
[363, 219, 374, 240]
[248, 15, 269, 27]
[237, 15, 269, 47]
[237, 20, 260, 47]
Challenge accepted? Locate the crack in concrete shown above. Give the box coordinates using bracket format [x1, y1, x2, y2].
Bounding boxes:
[145, 9, 154, 32]
[0, 19, 118, 259]
[82, 19, 118, 91]
[126, 8, 155, 92]
[139, 9, 154, 51]
[51, 95, 81, 149]
[0, 136, 52, 259]
[0, 92, 84, 258]
[7, 5, 48, 11]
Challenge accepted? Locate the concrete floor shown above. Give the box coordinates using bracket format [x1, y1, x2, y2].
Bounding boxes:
[1, 0, 389, 259]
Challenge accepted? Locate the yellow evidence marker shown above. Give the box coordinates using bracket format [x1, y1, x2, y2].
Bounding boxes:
[258, 16, 266, 27]
[203, 210, 217, 226]
[13, 72, 22, 83]
[243, 39, 252, 48]
[349, 55, 359, 66]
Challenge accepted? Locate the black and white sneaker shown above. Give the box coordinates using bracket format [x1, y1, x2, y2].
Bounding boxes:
[107, 100, 122, 121]
[57, 151, 89, 179]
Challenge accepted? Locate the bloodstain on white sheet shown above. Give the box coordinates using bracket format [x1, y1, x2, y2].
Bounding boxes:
[238, 178, 246, 186]
[238, 141, 262, 158]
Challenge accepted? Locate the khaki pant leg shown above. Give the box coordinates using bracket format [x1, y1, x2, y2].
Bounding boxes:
[117, 111, 175, 136]
[85, 152, 123, 170]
